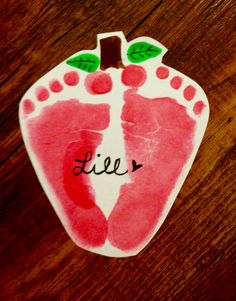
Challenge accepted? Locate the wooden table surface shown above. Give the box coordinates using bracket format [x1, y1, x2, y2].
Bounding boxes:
[1, 1, 235, 300]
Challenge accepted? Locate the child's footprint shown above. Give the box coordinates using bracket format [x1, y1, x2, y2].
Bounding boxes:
[108, 64, 208, 252]
[20, 75, 110, 248]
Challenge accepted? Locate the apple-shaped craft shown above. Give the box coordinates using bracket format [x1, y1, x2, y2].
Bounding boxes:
[19, 32, 209, 257]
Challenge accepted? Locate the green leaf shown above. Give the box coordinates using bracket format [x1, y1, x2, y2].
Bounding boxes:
[66, 53, 100, 72]
[127, 42, 162, 63]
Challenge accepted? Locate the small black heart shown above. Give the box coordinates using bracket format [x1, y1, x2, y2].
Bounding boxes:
[132, 160, 143, 172]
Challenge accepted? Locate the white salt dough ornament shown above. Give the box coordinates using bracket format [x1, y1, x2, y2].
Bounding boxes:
[19, 32, 209, 257]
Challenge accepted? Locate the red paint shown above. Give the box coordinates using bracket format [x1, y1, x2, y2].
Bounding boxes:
[27, 99, 110, 247]
[193, 100, 205, 115]
[63, 132, 101, 209]
[85, 72, 112, 94]
[170, 76, 183, 89]
[121, 65, 147, 87]
[49, 79, 63, 93]
[36, 86, 49, 101]
[63, 71, 79, 86]
[156, 66, 169, 79]
[108, 90, 196, 251]
[23, 99, 35, 115]
[183, 85, 196, 101]
[66, 206, 108, 247]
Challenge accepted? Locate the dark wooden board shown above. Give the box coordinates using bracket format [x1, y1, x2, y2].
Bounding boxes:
[0, 0, 235, 300]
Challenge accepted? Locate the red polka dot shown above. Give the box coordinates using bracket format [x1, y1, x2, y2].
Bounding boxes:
[156, 66, 169, 79]
[49, 79, 63, 93]
[85, 72, 112, 94]
[23, 99, 35, 115]
[183, 85, 196, 101]
[36, 86, 49, 101]
[121, 65, 147, 87]
[193, 101, 205, 115]
[63, 71, 79, 86]
[170, 76, 183, 89]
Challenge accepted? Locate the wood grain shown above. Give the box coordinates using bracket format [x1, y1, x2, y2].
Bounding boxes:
[0, 0, 235, 300]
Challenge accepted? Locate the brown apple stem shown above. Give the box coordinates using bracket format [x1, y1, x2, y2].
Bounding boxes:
[100, 36, 125, 70]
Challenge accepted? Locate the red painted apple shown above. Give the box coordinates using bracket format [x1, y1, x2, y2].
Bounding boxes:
[19, 32, 209, 257]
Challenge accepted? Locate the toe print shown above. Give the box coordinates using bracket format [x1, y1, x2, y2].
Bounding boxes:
[49, 79, 63, 93]
[19, 32, 209, 257]
[64, 71, 79, 86]
[85, 71, 112, 94]
[156, 66, 169, 79]
[193, 100, 206, 115]
[36, 86, 49, 101]
[154, 66, 206, 117]
[170, 76, 183, 90]
[184, 85, 196, 101]
[121, 65, 147, 87]
[22, 99, 35, 115]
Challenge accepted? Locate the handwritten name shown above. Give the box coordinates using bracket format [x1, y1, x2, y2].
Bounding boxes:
[73, 151, 142, 176]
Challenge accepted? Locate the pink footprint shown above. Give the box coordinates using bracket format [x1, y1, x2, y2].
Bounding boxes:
[26, 99, 110, 248]
[108, 89, 196, 251]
